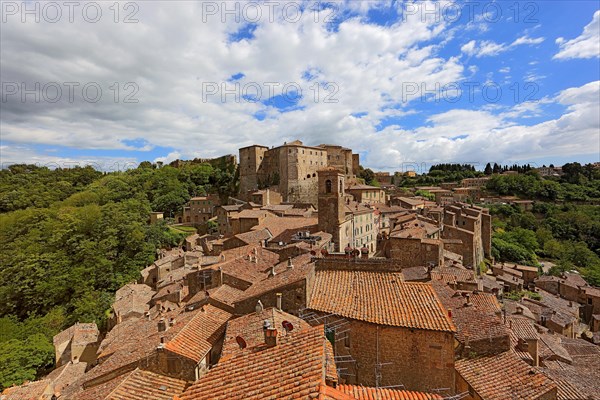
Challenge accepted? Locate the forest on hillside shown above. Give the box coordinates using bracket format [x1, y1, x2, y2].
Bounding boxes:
[0, 162, 236, 389]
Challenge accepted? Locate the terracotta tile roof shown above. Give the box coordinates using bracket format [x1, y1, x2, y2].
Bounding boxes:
[73, 372, 132, 400]
[211, 247, 281, 284]
[262, 204, 294, 212]
[47, 361, 87, 395]
[469, 292, 502, 313]
[232, 209, 272, 219]
[337, 385, 443, 400]
[318, 384, 357, 400]
[105, 368, 187, 400]
[507, 316, 539, 341]
[560, 337, 600, 359]
[1, 380, 50, 400]
[455, 351, 556, 400]
[432, 282, 507, 346]
[401, 266, 429, 281]
[221, 307, 311, 357]
[232, 253, 315, 303]
[178, 325, 335, 400]
[395, 197, 426, 206]
[430, 267, 476, 284]
[112, 284, 155, 317]
[309, 270, 455, 332]
[253, 215, 318, 241]
[207, 284, 246, 306]
[234, 228, 272, 245]
[53, 322, 99, 347]
[164, 305, 231, 362]
[583, 286, 600, 297]
[558, 272, 588, 288]
[510, 330, 534, 364]
[87, 307, 202, 385]
[220, 204, 244, 212]
[539, 355, 600, 400]
[348, 184, 382, 190]
[538, 333, 573, 364]
[542, 374, 588, 400]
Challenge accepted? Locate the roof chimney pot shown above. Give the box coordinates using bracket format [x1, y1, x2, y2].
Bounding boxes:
[264, 328, 278, 347]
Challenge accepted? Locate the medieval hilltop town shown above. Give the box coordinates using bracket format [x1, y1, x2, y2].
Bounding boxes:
[3, 140, 600, 400]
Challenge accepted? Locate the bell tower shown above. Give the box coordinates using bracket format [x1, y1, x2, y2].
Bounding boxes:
[318, 168, 346, 251]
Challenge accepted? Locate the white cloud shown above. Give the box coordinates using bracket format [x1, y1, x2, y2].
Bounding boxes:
[462, 35, 544, 58]
[0, 2, 597, 171]
[554, 10, 600, 60]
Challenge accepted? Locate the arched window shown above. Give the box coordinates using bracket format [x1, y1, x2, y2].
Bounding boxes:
[325, 179, 332, 193]
[339, 180, 343, 193]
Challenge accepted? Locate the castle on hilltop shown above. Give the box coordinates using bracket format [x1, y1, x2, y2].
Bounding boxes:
[238, 140, 360, 204]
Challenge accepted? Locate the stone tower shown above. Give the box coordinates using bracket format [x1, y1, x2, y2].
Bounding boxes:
[318, 168, 346, 251]
[238, 145, 269, 196]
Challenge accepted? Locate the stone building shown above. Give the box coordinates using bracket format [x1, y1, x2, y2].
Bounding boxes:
[373, 171, 393, 185]
[53, 323, 100, 367]
[307, 269, 456, 392]
[460, 177, 490, 188]
[441, 204, 491, 270]
[346, 184, 386, 204]
[379, 215, 443, 268]
[317, 168, 376, 255]
[238, 140, 359, 204]
[182, 194, 220, 225]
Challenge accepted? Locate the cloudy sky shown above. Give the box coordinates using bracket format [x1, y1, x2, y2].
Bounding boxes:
[1, 0, 599, 172]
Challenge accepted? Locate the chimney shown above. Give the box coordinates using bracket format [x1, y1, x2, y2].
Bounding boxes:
[263, 321, 278, 347]
[528, 339, 539, 367]
[255, 300, 264, 314]
[157, 319, 167, 332]
[218, 267, 223, 286]
[268, 265, 276, 277]
[276, 293, 282, 311]
[464, 294, 472, 307]
[287, 257, 293, 269]
[169, 318, 175, 327]
[516, 306, 523, 315]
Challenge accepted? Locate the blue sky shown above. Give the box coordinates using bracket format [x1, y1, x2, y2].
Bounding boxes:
[1, 0, 598, 171]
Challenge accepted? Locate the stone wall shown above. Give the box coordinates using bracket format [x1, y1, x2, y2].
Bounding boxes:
[310, 314, 455, 393]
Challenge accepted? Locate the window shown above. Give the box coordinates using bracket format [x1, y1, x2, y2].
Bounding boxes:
[325, 179, 332, 193]
[344, 331, 350, 347]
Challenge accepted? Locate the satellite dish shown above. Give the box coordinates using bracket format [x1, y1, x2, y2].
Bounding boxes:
[282, 320, 294, 332]
[236, 336, 247, 349]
